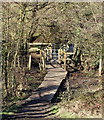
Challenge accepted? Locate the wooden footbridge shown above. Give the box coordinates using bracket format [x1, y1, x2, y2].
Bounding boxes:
[26, 42, 74, 102]
[27, 42, 102, 102]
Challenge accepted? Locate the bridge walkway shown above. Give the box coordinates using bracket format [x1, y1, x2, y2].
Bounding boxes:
[25, 64, 67, 102]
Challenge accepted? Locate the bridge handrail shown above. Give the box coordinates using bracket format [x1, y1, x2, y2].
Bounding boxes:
[28, 45, 75, 70]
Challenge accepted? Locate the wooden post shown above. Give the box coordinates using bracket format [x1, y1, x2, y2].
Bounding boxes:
[58, 49, 60, 63]
[60, 49, 62, 61]
[29, 54, 32, 70]
[64, 52, 67, 70]
[39, 50, 42, 71]
[47, 48, 49, 61]
[81, 54, 82, 62]
[42, 50, 45, 70]
[39, 63, 42, 71]
[99, 57, 102, 76]
[50, 47, 52, 59]
[42, 56, 45, 70]
[40, 50, 46, 71]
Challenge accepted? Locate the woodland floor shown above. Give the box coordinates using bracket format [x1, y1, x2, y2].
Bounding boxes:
[2, 67, 47, 118]
[56, 72, 102, 118]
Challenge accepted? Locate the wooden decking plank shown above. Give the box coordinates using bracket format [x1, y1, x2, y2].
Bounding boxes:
[37, 65, 67, 101]
[25, 65, 67, 102]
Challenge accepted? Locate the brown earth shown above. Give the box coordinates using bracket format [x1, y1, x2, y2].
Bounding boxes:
[57, 72, 102, 118]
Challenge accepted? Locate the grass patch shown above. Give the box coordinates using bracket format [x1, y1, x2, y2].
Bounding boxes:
[51, 105, 59, 114]
[31, 84, 38, 88]
[60, 112, 79, 118]
[3, 103, 22, 114]
[27, 77, 33, 81]
[0, 112, 14, 115]
[9, 96, 23, 101]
